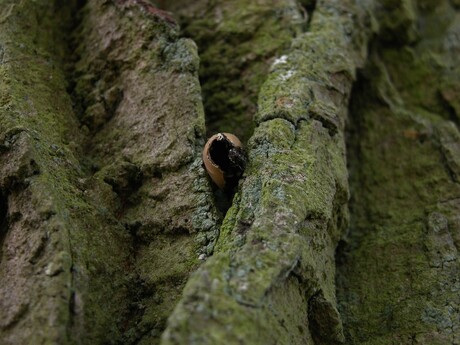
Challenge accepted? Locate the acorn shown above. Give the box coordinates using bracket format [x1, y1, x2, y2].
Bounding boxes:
[202, 133, 246, 191]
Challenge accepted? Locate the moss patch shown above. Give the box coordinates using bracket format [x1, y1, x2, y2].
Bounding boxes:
[170, 0, 305, 143]
[337, 1, 460, 343]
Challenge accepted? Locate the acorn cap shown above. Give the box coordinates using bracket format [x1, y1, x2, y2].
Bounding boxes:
[202, 133, 242, 189]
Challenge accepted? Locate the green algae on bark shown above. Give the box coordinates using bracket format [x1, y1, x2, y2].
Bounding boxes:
[73, 1, 220, 343]
[3, 0, 459, 344]
[0, 1, 131, 344]
[337, 0, 460, 344]
[161, 1, 375, 344]
[0, 0, 218, 344]
[164, 0, 306, 143]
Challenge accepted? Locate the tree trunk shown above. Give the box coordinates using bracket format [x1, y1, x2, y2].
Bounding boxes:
[0, 0, 459, 344]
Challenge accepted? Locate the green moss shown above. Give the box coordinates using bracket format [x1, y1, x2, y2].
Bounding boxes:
[176, 0, 304, 143]
[0, 1, 137, 344]
[162, 0, 373, 342]
[337, 2, 460, 343]
[164, 16, 359, 345]
[70, 2, 225, 344]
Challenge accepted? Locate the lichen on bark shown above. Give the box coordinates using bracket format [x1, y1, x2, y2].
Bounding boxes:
[161, 0, 374, 343]
[1, 0, 460, 344]
[337, 1, 460, 344]
[0, 0, 218, 344]
[161, 0, 306, 143]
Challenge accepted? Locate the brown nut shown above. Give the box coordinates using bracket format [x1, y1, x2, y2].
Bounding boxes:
[202, 133, 246, 190]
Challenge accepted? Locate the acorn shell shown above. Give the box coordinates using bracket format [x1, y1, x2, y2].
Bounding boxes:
[202, 133, 242, 189]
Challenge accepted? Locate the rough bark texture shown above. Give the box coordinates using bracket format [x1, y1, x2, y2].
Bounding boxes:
[162, 0, 305, 143]
[0, 0, 459, 344]
[0, 1, 218, 344]
[161, 0, 373, 343]
[337, 0, 460, 344]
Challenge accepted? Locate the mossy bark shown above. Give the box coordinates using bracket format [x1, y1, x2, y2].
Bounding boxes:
[162, 0, 373, 343]
[0, 1, 217, 344]
[0, 0, 459, 345]
[337, 1, 460, 344]
[160, 0, 305, 143]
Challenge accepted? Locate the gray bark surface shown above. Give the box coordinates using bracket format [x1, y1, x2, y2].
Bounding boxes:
[0, 0, 459, 344]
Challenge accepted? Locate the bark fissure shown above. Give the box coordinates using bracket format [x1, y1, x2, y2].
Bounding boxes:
[157, 0, 312, 238]
[161, 0, 374, 343]
[162, 0, 306, 144]
[68, 1, 220, 343]
[337, 1, 460, 343]
[2, 1, 459, 344]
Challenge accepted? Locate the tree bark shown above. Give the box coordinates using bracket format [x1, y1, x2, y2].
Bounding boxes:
[0, 0, 459, 345]
[1, 1, 217, 344]
[337, 1, 460, 344]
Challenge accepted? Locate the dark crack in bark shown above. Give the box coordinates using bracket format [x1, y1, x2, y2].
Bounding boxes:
[161, 0, 305, 144]
[0, 1, 217, 344]
[161, 0, 375, 344]
[337, 1, 460, 344]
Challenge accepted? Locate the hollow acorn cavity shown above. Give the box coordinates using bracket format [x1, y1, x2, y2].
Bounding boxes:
[202, 133, 246, 192]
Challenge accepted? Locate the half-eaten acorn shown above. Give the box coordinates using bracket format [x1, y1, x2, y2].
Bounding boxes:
[202, 133, 246, 191]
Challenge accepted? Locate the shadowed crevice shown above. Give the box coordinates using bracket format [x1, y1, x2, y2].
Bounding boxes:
[160, 0, 306, 144]
[337, 3, 460, 342]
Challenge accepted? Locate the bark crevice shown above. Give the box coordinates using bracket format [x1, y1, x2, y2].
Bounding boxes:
[0, 1, 217, 344]
[161, 0, 374, 343]
[337, 1, 460, 343]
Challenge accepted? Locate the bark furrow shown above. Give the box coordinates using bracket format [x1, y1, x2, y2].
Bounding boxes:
[0, 1, 218, 344]
[1, 0, 459, 344]
[161, 0, 375, 343]
[337, 1, 460, 344]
